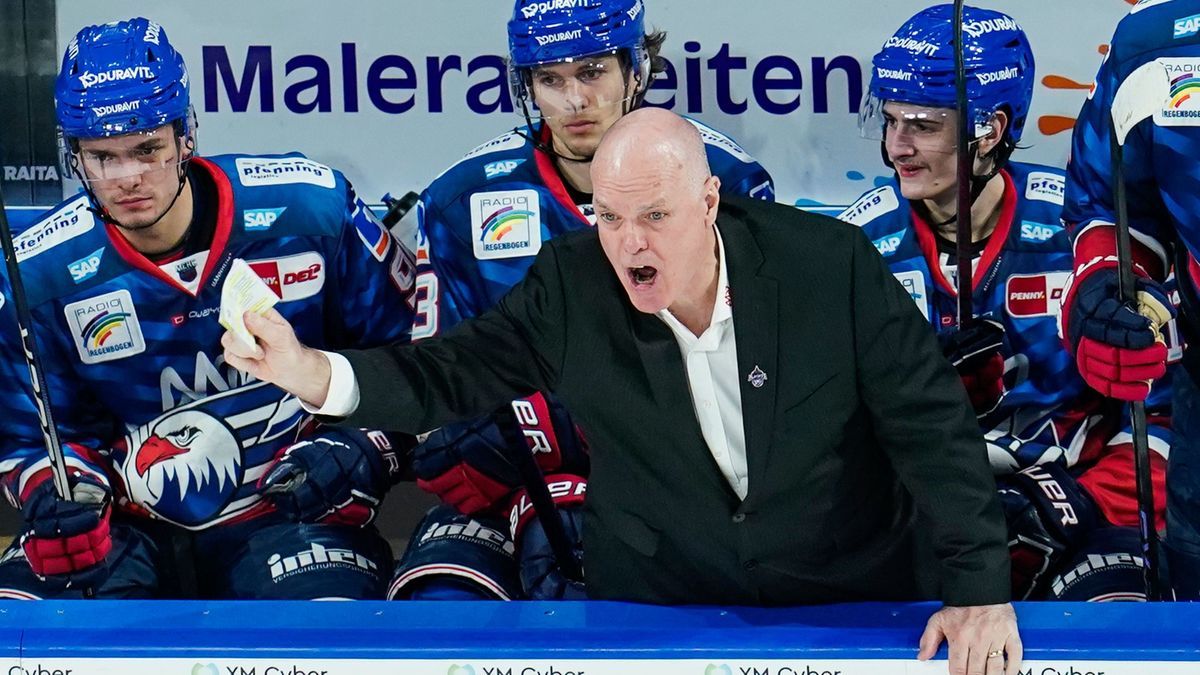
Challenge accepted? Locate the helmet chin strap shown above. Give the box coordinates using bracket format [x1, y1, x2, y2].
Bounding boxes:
[884, 139, 1006, 228]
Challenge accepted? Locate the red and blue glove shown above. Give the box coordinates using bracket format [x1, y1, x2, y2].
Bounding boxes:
[260, 429, 401, 527]
[19, 471, 112, 590]
[1065, 269, 1173, 401]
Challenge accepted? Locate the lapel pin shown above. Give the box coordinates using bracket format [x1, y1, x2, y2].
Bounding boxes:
[747, 365, 767, 388]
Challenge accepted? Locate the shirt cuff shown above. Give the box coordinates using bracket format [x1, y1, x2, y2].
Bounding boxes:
[300, 350, 361, 417]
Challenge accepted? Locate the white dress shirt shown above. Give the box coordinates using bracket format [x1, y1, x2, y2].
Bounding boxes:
[312, 228, 749, 500]
[654, 227, 749, 499]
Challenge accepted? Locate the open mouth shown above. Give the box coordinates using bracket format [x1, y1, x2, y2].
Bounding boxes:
[628, 265, 658, 287]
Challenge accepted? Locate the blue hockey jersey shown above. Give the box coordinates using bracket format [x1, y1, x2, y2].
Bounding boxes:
[1065, 0, 1200, 344]
[412, 120, 775, 338]
[842, 161, 1174, 526]
[1, 154, 414, 530]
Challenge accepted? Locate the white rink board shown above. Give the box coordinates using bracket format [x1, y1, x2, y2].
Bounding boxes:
[56, 0, 1136, 208]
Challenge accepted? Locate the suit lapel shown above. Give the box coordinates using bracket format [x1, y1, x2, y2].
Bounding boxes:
[720, 212, 779, 506]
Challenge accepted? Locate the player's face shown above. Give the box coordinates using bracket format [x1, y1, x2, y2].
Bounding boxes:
[594, 157, 721, 315]
[76, 124, 187, 230]
[532, 55, 635, 161]
[882, 101, 959, 202]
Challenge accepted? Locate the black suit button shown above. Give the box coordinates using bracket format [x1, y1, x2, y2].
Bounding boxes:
[732, 513, 746, 523]
[743, 559, 758, 571]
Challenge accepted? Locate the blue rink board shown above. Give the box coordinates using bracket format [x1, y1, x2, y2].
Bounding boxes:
[0, 601, 1197, 661]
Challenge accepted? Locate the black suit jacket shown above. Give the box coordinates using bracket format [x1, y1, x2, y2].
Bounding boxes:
[340, 196, 1010, 606]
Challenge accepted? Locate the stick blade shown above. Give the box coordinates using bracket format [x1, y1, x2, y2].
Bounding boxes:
[1111, 60, 1171, 145]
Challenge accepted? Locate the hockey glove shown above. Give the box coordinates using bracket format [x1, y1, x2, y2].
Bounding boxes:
[20, 472, 112, 589]
[1066, 269, 1173, 401]
[414, 393, 588, 515]
[937, 318, 1007, 415]
[260, 429, 398, 527]
[507, 474, 587, 599]
[998, 461, 1100, 599]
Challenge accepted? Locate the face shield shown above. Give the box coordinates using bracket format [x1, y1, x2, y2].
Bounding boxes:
[511, 49, 644, 123]
[60, 112, 197, 188]
[858, 94, 995, 156]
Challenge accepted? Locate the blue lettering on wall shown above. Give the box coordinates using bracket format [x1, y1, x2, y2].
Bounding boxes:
[201, 42, 863, 117]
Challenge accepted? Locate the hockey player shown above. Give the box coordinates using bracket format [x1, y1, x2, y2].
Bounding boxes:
[843, 4, 1172, 601]
[391, 0, 775, 600]
[1062, 0, 1200, 599]
[0, 18, 413, 599]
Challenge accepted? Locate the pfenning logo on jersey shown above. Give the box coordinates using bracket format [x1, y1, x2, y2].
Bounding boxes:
[14, 199, 94, 261]
[1155, 58, 1200, 126]
[247, 252, 326, 302]
[267, 542, 379, 582]
[688, 119, 755, 163]
[837, 185, 900, 226]
[1025, 172, 1065, 205]
[1006, 272, 1070, 318]
[892, 270, 930, 320]
[234, 157, 335, 188]
[471, 189, 542, 260]
[64, 289, 146, 364]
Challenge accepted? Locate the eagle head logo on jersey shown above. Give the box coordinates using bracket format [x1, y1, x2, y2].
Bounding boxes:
[120, 408, 244, 528]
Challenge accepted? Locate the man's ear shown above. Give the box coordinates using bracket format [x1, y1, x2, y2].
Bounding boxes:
[704, 175, 721, 223]
[977, 109, 1009, 157]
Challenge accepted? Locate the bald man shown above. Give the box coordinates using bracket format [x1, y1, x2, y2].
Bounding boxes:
[223, 109, 1020, 673]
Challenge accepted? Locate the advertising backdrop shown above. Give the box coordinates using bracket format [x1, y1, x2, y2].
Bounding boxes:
[50, 0, 1139, 209]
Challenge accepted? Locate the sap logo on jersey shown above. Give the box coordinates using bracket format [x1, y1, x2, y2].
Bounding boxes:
[1006, 272, 1070, 318]
[484, 159, 525, 179]
[837, 186, 900, 226]
[64, 289, 146, 364]
[244, 207, 286, 231]
[873, 232, 905, 256]
[471, 189, 542, 260]
[1019, 221, 1064, 243]
[1176, 13, 1200, 39]
[892, 270, 930, 320]
[1025, 172, 1065, 205]
[68, 247, 105, 284]
[235, 157, 335, 188]
[247, 252, 326, 301]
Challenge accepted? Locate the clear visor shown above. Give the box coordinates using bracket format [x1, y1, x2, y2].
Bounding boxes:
[60, 125, 196, 188]
[513, 50, 641, 123]
[858, 94, 992, 155]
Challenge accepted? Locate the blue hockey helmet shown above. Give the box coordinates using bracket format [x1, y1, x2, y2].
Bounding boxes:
[861, 4, 1035, 145]
[508, 0, 651, 111]
[55, 18, 191, 141]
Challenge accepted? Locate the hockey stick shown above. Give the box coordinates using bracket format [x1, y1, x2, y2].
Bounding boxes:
[952, 0, 974, 326]
[492, 404, 584, 583]
[0, 184, 71, 501]
[1109, 58, 1172, 600]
